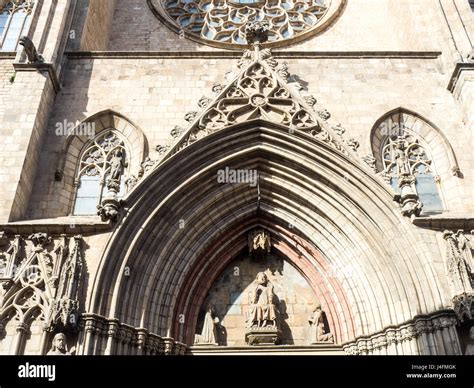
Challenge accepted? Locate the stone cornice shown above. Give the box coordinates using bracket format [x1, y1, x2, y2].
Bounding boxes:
[447, 62, 474, 92]
[0, 52, 16, 59]
[12, 62, 61, 93]
[412, 215, 474, 231]
[66, 51, 442, 60]
[0, 217, 112, 235]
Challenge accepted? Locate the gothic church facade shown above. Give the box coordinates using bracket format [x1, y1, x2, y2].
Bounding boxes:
[0, 0, 473, 355]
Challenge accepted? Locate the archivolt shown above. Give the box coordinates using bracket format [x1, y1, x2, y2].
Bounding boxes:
[88, 120, 447, 346]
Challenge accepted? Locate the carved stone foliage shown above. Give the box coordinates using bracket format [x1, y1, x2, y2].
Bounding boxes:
[443, 230, 473, 297]
[0, 234, 85, 335]
[168, 52, 354, 159]
[79, 314, 187, 355]
[452, 293, 474, 322]
[343, 313, 458, 355]
[157, 0, 331, 46]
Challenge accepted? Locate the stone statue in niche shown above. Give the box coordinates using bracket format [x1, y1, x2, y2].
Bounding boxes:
[247, 272, 278, 328]
[245, 272, 281, 345]
[107, 149, 125, 192]
[394, 137, 411, 176]
[308, 303, 334, 344]
[465, 326, 474, 355]
[47, 333, 73, 355]
[194, 305, 220, 346]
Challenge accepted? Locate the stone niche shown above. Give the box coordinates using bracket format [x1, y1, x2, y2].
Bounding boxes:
[195, 253, 321, 346]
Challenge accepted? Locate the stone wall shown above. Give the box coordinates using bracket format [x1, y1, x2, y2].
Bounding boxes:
[80, 0, 118, 51]
[27, 53, 473, 219]
[0, 58, 15, 119]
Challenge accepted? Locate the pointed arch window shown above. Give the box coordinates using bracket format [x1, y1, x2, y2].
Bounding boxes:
[0, 1, 34, 52]
[72, 131, 129, 216]
[380, 129, 443, 214]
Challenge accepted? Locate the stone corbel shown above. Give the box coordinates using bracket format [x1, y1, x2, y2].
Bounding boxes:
[97, 198, 123, 222]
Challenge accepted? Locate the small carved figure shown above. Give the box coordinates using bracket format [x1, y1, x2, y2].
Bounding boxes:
[19, 36, 44, 64]
[309, 303, 334, 343]
[47, 333, 72, 355]
[109, 149, 125, 183]
[194, 305, 220, 345]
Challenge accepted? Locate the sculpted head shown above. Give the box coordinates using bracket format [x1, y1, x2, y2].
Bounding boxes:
[256, 272, 268, 285]
[52, 333, 67, 351]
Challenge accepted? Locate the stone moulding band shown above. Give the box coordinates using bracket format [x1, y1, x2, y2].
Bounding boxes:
[78, 314, 187, 355]
[65, 51, 443, 60]
[342, 310, 459, 355]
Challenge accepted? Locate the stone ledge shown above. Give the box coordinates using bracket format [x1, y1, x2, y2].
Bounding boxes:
[0, 52, 16, 58]
[188, 344, 345, 355]
[12, 62, 61, 93]
[66, 51, 443, 60]
[447, 62, 474, 92]
[0, 216, 112, 235]
[412, 215, 474, 231]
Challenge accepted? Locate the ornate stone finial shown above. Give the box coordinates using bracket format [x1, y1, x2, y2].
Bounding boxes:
[362, 154, 377, 173]
[212, 83, 223, 94]
[332, 124, 345, 137]
[304, 95, 317, 107]
[184, 111, 197, 123]
[346, 138, 360, 153]
[125, 175, 138, 190]
[198, 96, 211, 109]
[277, 62, 290, 80]
[318, 109, 331, 121]
[308, 303, 334, 344]
[245, 20, 270, 45]
[155, 145, 170, 156]
[248, 229, 271, 258]
[170, 126, 184, 139]
[19, 36, 44, 64]
[138, 157, 156, 177]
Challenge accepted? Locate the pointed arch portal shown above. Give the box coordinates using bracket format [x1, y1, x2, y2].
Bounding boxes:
[86, 118, 454, 354]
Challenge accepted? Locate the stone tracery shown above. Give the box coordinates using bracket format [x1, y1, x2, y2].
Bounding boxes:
[157, 0, 332, 46]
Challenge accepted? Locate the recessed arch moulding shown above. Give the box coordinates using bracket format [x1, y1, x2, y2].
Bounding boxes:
[85, 121, 453, 354]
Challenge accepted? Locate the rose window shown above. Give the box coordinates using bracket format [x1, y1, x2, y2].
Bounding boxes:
[149, 0, 343, 47]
